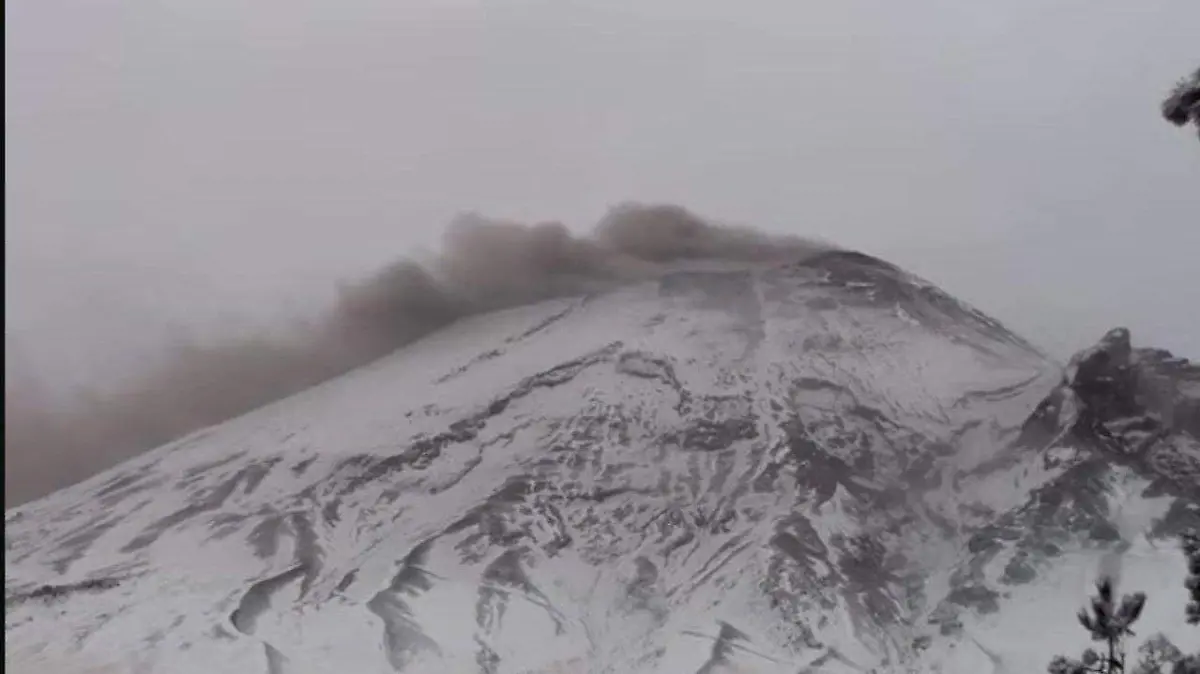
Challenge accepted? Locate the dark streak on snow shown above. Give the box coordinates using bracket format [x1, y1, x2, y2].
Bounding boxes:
[335, 342, 623, 496]
[230, 564, 308, 636]
[366, 538, 442, 671]
[122, 461, 273, 552]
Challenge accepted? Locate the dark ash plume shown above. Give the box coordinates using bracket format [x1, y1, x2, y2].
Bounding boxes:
[327, 203, 829, 351]
[5, 203, 830, 507]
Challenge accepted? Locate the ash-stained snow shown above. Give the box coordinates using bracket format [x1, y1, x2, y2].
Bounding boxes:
[5, 251, 1198, 674]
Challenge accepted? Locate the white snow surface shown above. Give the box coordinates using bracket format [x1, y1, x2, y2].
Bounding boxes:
[5, 256, 1195, 673]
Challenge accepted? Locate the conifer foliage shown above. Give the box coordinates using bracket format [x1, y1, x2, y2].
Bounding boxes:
[1162, 67, 1200, 141]
[1183, 533, 1200, 626]
[1047, 534, 1200, 674]
[1048, 578, 1146, 674]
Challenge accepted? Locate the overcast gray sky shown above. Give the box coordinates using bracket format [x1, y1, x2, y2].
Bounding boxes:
[7, 0, 1200, 394]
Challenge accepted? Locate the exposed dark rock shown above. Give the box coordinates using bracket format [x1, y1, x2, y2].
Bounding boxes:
[669, 416, 759, 452]
[1001, 554, 1037, 585]
[1087, 520, 1121, 542]
[945, 584, 1000, 614]
[6, 577, 121, 607]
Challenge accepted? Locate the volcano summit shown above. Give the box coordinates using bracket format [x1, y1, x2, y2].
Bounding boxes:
[5, 249, 1198, 673]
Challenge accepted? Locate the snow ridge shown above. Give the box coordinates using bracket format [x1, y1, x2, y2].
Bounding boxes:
[5, 252, 1196, 674]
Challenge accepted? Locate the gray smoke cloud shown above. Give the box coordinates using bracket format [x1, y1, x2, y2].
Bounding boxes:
[328, 203, 831, 351]
[4, 202, 830, 507]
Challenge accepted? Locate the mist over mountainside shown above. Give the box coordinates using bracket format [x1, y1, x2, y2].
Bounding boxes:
[4, 204, 831, 507]
[5, 243, 1196, 673]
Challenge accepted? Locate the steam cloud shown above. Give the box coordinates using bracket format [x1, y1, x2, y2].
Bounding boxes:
[4, 203, 830, 507]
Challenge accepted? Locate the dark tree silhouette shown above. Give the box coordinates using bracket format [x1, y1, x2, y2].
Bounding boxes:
[1162, 68, 1200, 141]
[1132, 634, 1182, 674]
[1048, 578, 1146, 674]
[1049, 535, 1200, 674]
[1182, 533, 1200, 626]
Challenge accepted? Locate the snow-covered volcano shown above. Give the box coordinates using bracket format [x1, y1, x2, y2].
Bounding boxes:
[5, 251, 1198, 673]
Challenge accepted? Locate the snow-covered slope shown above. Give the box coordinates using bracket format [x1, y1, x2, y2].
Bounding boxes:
[5, 251, 1197, 673]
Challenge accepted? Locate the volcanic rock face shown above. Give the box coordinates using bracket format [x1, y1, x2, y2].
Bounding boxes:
[5, 252, 1197, 674]
[919, 326, 1200, 668]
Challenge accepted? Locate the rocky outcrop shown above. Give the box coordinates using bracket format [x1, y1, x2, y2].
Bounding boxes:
[1048, 328, 1200, 500]
[926, 328, 1200, 648]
